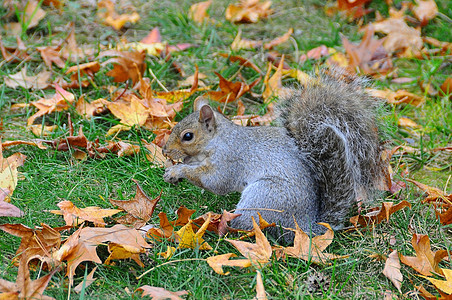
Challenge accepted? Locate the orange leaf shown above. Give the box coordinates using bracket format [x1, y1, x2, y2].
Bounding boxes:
[349, 200, 411, 228]
[135, 286, 188, 299]
[97, 0, 140, 30]
[189, 0, 212, 24]
[225, 0, 273, 24]
[206, 253, 252, 275]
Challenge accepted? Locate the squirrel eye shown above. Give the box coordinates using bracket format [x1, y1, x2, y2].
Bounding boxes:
[182, 132, 194, 141]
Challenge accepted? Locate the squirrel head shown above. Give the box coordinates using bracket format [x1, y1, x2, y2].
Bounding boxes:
[163, 98, 218, 163]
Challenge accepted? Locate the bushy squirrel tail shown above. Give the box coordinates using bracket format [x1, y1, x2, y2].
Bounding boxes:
[278, 69, 385, 229]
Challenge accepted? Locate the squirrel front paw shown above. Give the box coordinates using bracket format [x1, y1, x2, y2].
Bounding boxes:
[163, 165, 184, 184]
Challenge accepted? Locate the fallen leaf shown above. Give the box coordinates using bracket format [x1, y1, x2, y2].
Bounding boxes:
[337, 0, 372, 10]
[97, 0, 140, 30]
[0, 140, 27, 201]
[74, 267, 97, 294]
[5, 0, 46, 35]
[193, 210, 242, 236]
[281, 222, 347, 264]
[398, 117, 421, 129]
[206, 253, 252, 275]
[206, 72, 259, 103]
[0, 37, 31, 63]
[4, 66, 51, 89]
[104, 242, 145, 267]
[349, 201, 411, 228]
[100, 50, 146, 84]
[106, 95, 150, 136]
[382, 250, 403, 292]
[420, 268, 452, 295]
[146, 212, 175, 241]
[412, 0, 438, 26]
[76, 96, 109, 119]
[189, 0, 212, 24]
[0, 195, 24, 217]
[231, 30, 263, 51]
[226, 217, 272, 265]
[400, 233, 448, 276]
[406, 179, 451, 204]
[26, 84, 75, 126]
[366, 88, 425, 106]
[219, 53, 262, 74]
[110, 180, 161, 228]
[172, 206, 197, 226]
[253, 271, 268, 300]
[157, 246, 176, 259]
[226, 0, 273, 23]
[440, 77, 452, 98]
[176, 214, 212, 250]
[65, 61, 100, 83]
[135, 285, 188, 299]
[264, 28, 293, 50]
[262, 56, 292, 102]
[50, 200, 122, 227]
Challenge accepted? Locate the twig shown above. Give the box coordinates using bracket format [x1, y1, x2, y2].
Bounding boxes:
[148, 67, 168, 92]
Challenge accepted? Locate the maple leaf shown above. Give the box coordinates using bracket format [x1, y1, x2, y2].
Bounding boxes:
[110, 180, 161, 228]
[135, 285, 188, 299]
[97, 0, 140, 30]
[253, 271, 268, 300]
[176, 214, 212, 250]
[54, 224, 151, 285]
[206, 72, 260, 103]
[24, 84, 75, 127]
[206, 253, 252, 275]
[76, 96, 109, 119]
[0, 37, 31, 63]
[147, 212, 175, 241]
[399, 233, 449, 276]
[226, 217, 272, 265]
[106, 95, 150, 136]
[406, 178, 451, 204]
[100, 50, 146, 84]
[225, 0, 273, 24]
[104, 242, 145, 267]
[371, 15, 423, 57]
[172, 206, 197, 226]
[382, 250, 403, 292]
[0, 256, 58, 300]
[50, 200, 122, 227]
[262, 56, 292, 102]
[366, 88, 425, 106]
[4, 66, 51, 90]
[0, 223, 63, 269]
[157, 246, 176, 259]
[0, 191, 24, 217]
[420, 268, 452, 295]
[280, 222, 347, 264]
[341, 25, 393, 76]
[193, 210, 242, 236]
[264, 28, 293, 50]
[349, 201, 411, 228]
[65, 61, 100, 84]
[73, 267, 97, 294]
[189, 0, 212, 24]
[412, 0, 438, 26]
[37, 46, 66, 69]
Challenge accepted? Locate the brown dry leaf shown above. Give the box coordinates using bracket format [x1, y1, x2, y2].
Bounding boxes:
[0, 256, 58, 300]
[76, 96, 109, 119]
[175, 214, 212, 250]
[73, 267, 97, 294]
[110, 180, 161, 229]
[206, 253, 252, 275]
[157, 246, 176, 259]
[106, 95, 150, 136]
[372, 16, 423, 57]
[226, 217, 272, 265]
[0, 37, 31, 63]
[399, 233, 447, 276]
[49, 200, 122, 227]
[206, 72, 260, 103]
[172, 206, 197, 226]
[231, 30, 263, 51]
[135, 285, 188, 299]
[97, 0, 140, 30]
[350, 201, 411, 228]
[337, 0, 372, 10]
[253, 271, 268, 300]
[25, 84, 75, 126]
[226, 0, 273, 23]
[104, 242, 145, 267]
[5, 0, 46, 35]
[146, 212, 175, 241]
[100, 50, 146, 84]
[55, 224, 151, 285]
[152, 129, 172, 148]
[193, 210, 242, 236]
[0, 223, 62, 269]
[249, 103, 276, 126]
[342, 25, 393, 76]
[37, 46, 66, 69]
[262, 56, 292, 103]
[420, 268, 452, 295]
[65, 61, 100, 83]
[398, 117, 421, 129]
[189, 0, 212, 24]
[382, 250, 403, 292]
[440, 77, 452, 97]
[219, 53, 262, 74]
[4, 66, 51, 90]
[264, 28, 293, 50]
[412, 0, 438, 26]
[366, 88, 425, 106]
[406, 178, 451, 204]
[282, 222, 346, 264]
[1, 139, 50, 151]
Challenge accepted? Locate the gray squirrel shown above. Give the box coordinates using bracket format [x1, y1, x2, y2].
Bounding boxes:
[162, 69, 385, 240]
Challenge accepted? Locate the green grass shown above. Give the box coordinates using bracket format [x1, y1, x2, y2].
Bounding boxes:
[1, 0, 452, 299]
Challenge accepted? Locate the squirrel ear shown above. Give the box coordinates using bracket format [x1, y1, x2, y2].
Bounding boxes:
[199, 105, 216, 132]
[194, 96, 209, 111]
